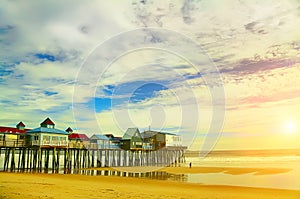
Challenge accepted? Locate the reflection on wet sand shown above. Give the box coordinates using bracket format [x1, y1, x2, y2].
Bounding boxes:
[72, 168, 187, 182]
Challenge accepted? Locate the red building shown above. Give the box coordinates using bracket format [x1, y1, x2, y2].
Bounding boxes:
[68, 127, 90, 149]
[0, 121, 30, 147]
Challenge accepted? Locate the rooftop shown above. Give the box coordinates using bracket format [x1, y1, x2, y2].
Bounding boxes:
[69, 133, 89, 141]
[16, 121, 25, 127]
[141, 130, 176, 138]
[122, 128, 140, 140]
[0, 126, 30, 134]
[40, 118, 55, 126]
[65, 127, 73, 133]
[27, 127, 68, 135]
[90, 134, 110, 140]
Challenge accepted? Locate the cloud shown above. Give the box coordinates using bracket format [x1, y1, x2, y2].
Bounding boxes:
[220, 57, 298, 76]
[1, 0, 300, 149]
[244, 21, 268, 35]
[223, 64, 300, 112]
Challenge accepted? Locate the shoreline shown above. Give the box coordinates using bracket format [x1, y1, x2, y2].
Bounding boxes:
[1, 170, 300, 199]
[78, 165, 292, 175]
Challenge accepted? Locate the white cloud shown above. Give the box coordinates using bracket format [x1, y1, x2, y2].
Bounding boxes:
[1, 0, 300, 150]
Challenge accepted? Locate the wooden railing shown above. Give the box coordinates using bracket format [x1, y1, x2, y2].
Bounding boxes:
[0, 140, 26, 147]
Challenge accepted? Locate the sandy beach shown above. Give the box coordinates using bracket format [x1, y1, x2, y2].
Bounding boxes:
[1, 168, 300, 199]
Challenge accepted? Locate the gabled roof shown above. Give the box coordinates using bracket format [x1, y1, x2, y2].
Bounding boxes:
[65, 127, 73, 133]
[40, 118, 55, 125]
[122, 128, 141, 140]
[104, 134, 114, 138]
[141, 130, 176, 138]
[90, 134, 109, 140]
[0, 126, 30, 134]
[159, 132, 176, 135]
[141, 130, 159, 139]
[16, 121, 25, 127]
[27, 127, 68, 135]
[68, 133, 89, 141]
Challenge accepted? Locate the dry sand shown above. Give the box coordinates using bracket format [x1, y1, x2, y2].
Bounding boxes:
[1, 168, 300, 199]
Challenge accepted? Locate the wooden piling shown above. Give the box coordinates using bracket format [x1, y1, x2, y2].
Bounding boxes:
[10, 147, 15, 172]
[1, 146, 186, 172]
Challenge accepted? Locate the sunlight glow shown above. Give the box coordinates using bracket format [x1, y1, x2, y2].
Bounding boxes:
[284, 121, 297, 134]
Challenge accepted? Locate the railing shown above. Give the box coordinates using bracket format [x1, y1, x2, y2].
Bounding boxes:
[31, 140, 39, 146]
[42, 140, 50, 145]
[0, 140, 26, 147]
[68, 142, 84, 149]
[0, 139, 184, 150]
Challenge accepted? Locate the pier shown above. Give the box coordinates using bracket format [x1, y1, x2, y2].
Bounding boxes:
[0, 146, 186, 173]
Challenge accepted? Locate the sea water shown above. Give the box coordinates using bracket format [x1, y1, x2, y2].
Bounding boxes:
[184, 149, 300, 190]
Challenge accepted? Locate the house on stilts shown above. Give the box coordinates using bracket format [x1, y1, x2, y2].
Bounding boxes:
[26, 118, 69, 148]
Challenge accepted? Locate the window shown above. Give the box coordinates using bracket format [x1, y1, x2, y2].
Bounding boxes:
[47, 124, 54, 128]
[34, 135, 39, 140]
[43, 135, 50, 141]
[60, 137, 66, 143]
[43, 135, 50, 144]
[90, 139, 97, 143]
[52, 136, 58, 144]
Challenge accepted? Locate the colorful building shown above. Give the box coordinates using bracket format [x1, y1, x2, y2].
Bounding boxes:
[0, 119, 184, 150]
[104, 134, 121, 149]
[120, 128, 143, 150]
[68, 127, 90, 149]
[141, 130, 183, 150]
[89, 134, 110, 149]
[140, 130, 165, 150]
[164, 132, 182, 148]
[26, 118, 69, 148]
[0, 121, 29, 147]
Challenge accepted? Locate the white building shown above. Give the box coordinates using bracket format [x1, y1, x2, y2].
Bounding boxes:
[26, 118, 68, 148]
[165, 133, 182, 148]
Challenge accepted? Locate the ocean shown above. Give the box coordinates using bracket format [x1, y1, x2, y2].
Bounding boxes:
[183, 149, 300, 190]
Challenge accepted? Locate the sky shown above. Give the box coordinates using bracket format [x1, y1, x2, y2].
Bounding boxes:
[0, 0, 300, 150]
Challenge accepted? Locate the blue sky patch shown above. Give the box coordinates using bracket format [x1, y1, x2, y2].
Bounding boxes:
[34, 53, 56, 62]
[95, 81, 170, 112]
[129, 83, 168, 103]
[0, 25, 14, 34]
[0, 64, 14, 77]
[184, 72, 202, 80]
[103, 85, 115, 95]
[44, 91, 58, 96]
[92, 98, 112, 112]
[0, 69, 13, 77]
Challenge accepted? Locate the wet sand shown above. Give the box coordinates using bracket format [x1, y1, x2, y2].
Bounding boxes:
[1, 170, 300, 199]
[84, 165, 292, 175]
[159, 166, 292, 175]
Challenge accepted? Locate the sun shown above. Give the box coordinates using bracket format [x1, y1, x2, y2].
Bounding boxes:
[284, 121, 297, 134]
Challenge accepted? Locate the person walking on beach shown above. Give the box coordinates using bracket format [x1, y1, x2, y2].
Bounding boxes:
[189, 162, 192, 168]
